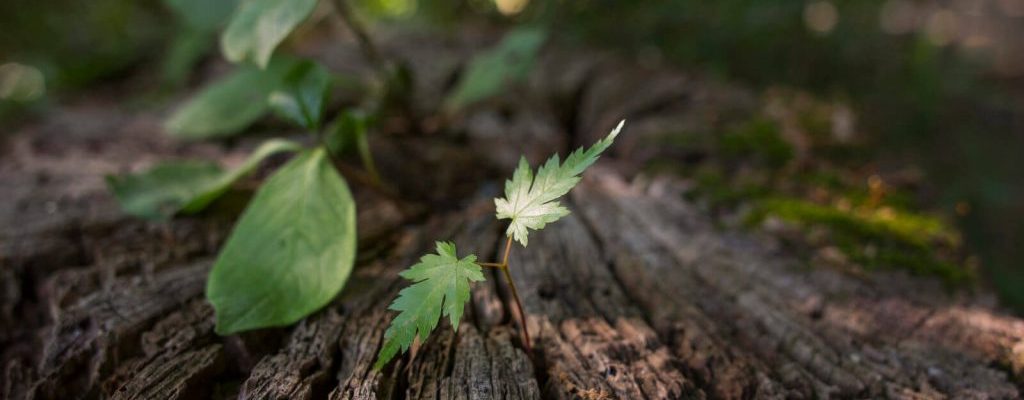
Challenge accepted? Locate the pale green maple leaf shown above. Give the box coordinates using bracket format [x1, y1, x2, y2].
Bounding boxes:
[373, 242, 484, 370]
[495, 120, 624, 246]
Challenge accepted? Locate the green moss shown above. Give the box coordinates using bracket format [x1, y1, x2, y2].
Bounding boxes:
[689, 167, 771, 208]
[751, 197, 970, 285]
[719, 117, 793, 169]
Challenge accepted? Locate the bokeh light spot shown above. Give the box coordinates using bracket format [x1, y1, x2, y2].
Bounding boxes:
[805, 1, 839, 35]
[0, 62, 46, 102]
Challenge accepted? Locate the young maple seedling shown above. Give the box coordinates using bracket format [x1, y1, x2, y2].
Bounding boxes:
[374, 120, 625, 369]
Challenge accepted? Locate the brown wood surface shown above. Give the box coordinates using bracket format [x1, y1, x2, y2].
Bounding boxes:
[2, 31, 1022, 399]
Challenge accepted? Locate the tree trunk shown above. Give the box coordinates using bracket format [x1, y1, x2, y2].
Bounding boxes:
[2, 31, 1022, 400]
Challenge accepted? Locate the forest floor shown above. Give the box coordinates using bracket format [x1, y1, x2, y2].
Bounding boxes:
[2, 29, 1023, 399]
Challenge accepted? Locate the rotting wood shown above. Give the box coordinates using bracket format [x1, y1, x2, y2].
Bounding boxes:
[573, 173, 1021, 398]
[2, 30, 1023, 400]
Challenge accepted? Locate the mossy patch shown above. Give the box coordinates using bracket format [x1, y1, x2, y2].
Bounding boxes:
[661, 112, 973, 286]
[748, 197, 971, 285]
[718, 117, 793, 169]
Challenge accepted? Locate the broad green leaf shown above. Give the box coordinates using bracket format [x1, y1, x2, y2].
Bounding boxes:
[444, 27, 546, 110]
[106, 139, 302, 220]
[268, 60, 331, 130]
[377, 62, 413, 113]
[106, 161, 223, 221]
[160, 0, 238, 87]
[374, 242, 483, 369]
[220, 0, 319, 68]
[163, 0, 239, 31]
[207, 147, 357, 334]
[181, 139, 304, 212]
[495, 120, 624, 246]
[165, 57, 297, 139]
[161, 27, 214, 87]
[323, 109, 368, 155]
[323, 109, 379, 178]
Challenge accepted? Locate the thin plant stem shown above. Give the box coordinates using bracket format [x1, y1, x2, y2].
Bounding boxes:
[501, 264, 531, 352]
[501, 236, 514, 265]
[477, 262, 504, 268]
[355, 129, 382, 184]
[497, 236, 532, 352]
[329, 0, 384, 71]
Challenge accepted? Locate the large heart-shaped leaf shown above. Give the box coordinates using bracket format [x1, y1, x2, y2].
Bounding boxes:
[107, 139, 302, 220]
[164, 57, 297, 139]
[206, 147, 357, 334]
[221, 0, 319, 68]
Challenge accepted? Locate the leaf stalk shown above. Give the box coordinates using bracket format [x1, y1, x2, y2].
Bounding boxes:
[329, 0, 384, 71]
[486, 236, 532, 352]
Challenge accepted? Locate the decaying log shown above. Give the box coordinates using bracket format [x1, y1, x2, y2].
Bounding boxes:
[2, 29, 1023, 400]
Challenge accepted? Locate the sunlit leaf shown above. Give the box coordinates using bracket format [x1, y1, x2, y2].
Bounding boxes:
[444, 27, 546, 110]
[495, 120, 624, 246]
[106, 139, 303, 220]
[220, 0, 319, 68]
[206, 147, 357, 334]
[165, 57, 298, 139]
[268, 60, 331, 130]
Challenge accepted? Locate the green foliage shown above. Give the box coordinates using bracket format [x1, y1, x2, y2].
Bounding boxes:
[324, 110, 379, 179]
[106, 161, 223, 220]
[444, 27, 546, 110]
[206, 147, 357, 334]
[496, 120, 623, 246]
[0, 0, 165, 91]
[324, 110, 367, 155]
[220, 0, 318, 68]
[162, 28, 216, 87]
[373, 242, 483, 370]
[163, 0, 239, 31]
[268, 60, 332, 130]
[374, 120, 625, 370]
[750, 197, 969, 284]
[106, 139, 303, 220]
[719, 118, 792, 169]
[165, 57, 298, 139]
[159, 0, 240, 87]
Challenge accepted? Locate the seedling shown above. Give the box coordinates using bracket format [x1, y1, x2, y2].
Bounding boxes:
[109, 0, 552, 336]
[374, 120, 625, 369]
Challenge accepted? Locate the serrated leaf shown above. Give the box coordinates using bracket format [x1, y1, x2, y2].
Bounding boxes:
[207, 147, 356, 334]
[106, 139, 302, 220]
[165, 57, 298, 139]
[495, 120, 624, 246]
[220, 0, 318, 68]
[444, 27, 546, 110]
[374, 242, 483, 370]
[268, 60, 331, 130]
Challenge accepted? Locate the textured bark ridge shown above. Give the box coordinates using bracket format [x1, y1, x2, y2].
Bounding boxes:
[2, 31, 1023, 400]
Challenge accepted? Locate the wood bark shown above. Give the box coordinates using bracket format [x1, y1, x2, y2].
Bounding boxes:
[2, 30, 1022, 399]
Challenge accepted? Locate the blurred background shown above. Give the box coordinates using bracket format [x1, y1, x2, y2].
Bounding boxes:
[1, 0, 1021, 310]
